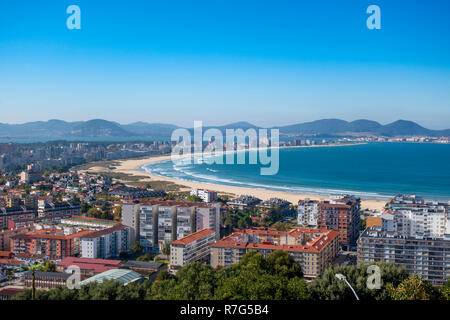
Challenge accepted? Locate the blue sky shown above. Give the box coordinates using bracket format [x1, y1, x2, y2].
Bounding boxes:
[1, 0, 450, 128]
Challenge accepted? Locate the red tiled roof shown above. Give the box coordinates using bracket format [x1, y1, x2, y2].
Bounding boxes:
[210, 228, 340, 253]
[171, 229, 215, 246]
[0, 288, 24, 296]
[0, 259, 22, 265]
[0, 251, 14, 258]
[56, 257, 122, 273]
[81, 224, 128, 239]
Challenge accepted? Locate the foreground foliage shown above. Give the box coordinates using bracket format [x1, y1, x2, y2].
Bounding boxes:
[12, 250, 450, 300]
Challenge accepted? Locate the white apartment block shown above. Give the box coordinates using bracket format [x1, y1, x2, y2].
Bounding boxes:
[81, 224, 131, 259]
[393, 206, 448, 239]
[122, 200, 221, 253]
[169, 229, 216, 272]
[297, 198, 320, 227]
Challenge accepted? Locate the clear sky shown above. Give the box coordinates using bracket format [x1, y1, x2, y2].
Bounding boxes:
[1, 0, 450, 128]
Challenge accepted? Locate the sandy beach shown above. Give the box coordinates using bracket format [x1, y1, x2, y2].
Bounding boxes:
[82, 147, 387, 211]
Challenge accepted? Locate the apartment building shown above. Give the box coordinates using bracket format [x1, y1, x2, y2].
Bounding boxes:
[37, 198, 81, 218]
[385, 195, 450, 239]
[0, 206, 35, 229]
[122, 200, 221, 253]
[169, 229, 216, 272]
[80, 224, 131, 259]
[0, 226, 34, 251]
[210, 227, 340, 279]
[227, 195, 262, 210]
[257, 198, 292, 213]
[358, 227, 450, 285]
[317, 196, 361, 250]
[10, 228, 92, 260]
[297, 198, 320, 227]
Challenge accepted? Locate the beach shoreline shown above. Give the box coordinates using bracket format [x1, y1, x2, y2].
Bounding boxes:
[79, 143, 388, 211]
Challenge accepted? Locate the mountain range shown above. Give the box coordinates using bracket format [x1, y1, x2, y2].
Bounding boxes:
[0, 118, 449, 140]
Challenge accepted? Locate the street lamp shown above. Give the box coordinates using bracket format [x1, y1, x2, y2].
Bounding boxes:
[335, 273, 359, 300]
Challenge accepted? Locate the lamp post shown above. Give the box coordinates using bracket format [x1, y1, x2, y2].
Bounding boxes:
[335, 273, 359, 300]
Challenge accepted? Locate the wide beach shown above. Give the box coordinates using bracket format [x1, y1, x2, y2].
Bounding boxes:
[86, 150, 388, 211]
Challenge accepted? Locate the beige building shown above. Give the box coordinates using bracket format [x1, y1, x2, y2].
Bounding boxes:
[169, 229, 216, 273]
[210, 227, 340, 279]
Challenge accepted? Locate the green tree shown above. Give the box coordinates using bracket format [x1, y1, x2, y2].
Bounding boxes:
[162, 243, 171, 255]
[388, 274, 443, 300]
[441, 279, 450, 300]
[137, 253, 152, 262]
[132, 241, 143, 254]
[265, 250, 303, 278]
[309, 261, 409, 300]
[187, 194, 203, 202]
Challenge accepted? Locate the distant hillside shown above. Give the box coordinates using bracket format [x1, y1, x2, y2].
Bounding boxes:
[0, 118, 448, 141]
[278, 119, 450, 137]
[70, 119, 136, 138]
[121, 122, 179, 137]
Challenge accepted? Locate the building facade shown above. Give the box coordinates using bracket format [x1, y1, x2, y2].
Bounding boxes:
[80, 224, 131, 259]
[122, 200, 221, 253]
[358, 227, 450, 285]
[169, 229, 216, 272]
[317, 196, 361, 250]
[297, 198, 320, 227]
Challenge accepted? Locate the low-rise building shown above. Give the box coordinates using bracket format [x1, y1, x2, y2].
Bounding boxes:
[227, 195, 262, 210]
[56, 257, 122, 280]
[79, 269, 144, 286]
[24, 271, 71, 289]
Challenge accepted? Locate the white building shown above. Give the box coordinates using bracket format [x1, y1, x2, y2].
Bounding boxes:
[81, 224, 131, 259]
[190, 189, 218, 203]
[122, 200, 221, 253]
[169, 229, 216, 273]
[297, 198, 320, 227]
[387, 195, 450, 239]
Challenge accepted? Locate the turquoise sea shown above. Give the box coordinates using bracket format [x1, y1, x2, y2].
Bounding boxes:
[141, 143, 450, 201]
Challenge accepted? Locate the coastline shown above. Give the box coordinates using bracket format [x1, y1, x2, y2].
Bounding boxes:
[82, 143, 387, 211]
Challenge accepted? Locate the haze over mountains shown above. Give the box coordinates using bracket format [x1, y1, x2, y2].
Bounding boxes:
[0, 119, 449, 141]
